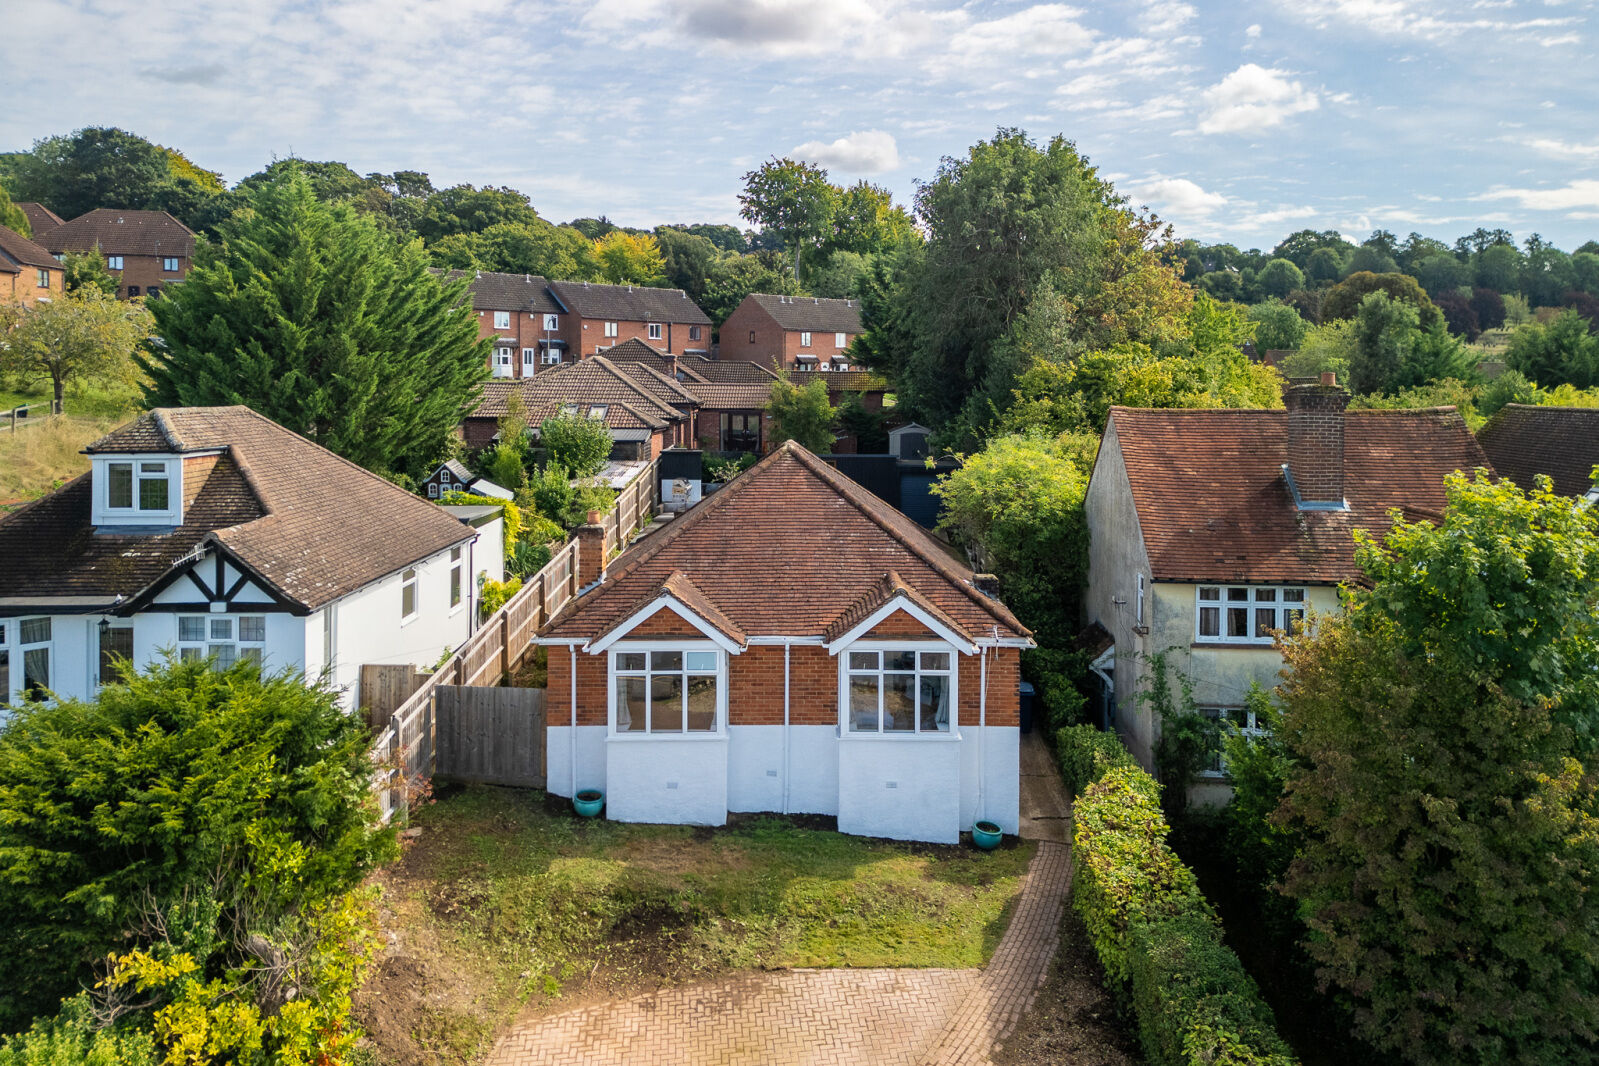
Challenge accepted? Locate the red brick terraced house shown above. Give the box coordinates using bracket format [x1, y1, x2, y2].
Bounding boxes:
[1476, 403, 1599, 501]
[464, 356, 693, 458]
[1082, 377, 1492, 802]
[537, 440, 1033, 842]
[547, 280, 712, 359]
[720, 293, 863, 372]
[600, 338, 779, 453]
[39, 209, 196, 300]
[0, 225, 65, 308]
[452, 270, 569, 379]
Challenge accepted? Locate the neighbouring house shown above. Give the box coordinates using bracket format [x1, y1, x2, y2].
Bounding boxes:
[14, 203, 64, 238]
[0, 225, 65, 307]
[547, 280, 712, 358]
[452, 270, 567, 379]
[1477, 404, 1599, 502]
[464, 357, 692, 458]
[537, 440, 1033, 843]
[1083, 377, 1491, 800]
[38, 209, 196, 299]
[422, 459, 513, 501]
[0, 407, 490, 711]
[720, 293, 863, 372]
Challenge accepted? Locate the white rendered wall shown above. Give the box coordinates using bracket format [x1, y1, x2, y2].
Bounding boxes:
[960, 726, 1020, 835]
[605, 736, 729, 825]
[470, 519, 505, 587]
[546, 724, 607, 799]
[726, 725, 839, 815]
[838, 736, 963, 844]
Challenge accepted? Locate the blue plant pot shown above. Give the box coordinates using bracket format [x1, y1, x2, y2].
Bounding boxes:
[573, 789, 604, 818]
[972, 820, 1003, 850]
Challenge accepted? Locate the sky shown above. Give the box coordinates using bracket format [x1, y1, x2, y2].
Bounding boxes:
[3, 0, 1598, 251]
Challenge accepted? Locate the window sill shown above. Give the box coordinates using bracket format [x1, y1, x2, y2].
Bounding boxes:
[839, 730, 963, 742]
[1190, 641, 1280, 650]
[606, 732, 727, 743]
[399, 613, 419, 628]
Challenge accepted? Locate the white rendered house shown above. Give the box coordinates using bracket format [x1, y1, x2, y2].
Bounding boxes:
[537, 441, 1034, 844]
[0, 406, 495, 711]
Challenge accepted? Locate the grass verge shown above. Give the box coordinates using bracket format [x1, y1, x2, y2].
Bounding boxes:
[356, 785, 1033, 1066]
[0, 414, 130, 503]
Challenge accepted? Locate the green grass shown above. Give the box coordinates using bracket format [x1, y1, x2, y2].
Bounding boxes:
[0, 378, 142, 503]
[366, 786, 1033, 1063]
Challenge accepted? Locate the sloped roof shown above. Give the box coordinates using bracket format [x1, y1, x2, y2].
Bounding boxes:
[618, 361, 702, 406]
[1107, 405, 1491, 585]
[746, 293, 863, 333]
[472, 374, 674, 432]
[823, 569, 974, 643]
[598, 570, 748, 647]
[16, 203, 64, 237]
[41, 209, 196, 257]
[542, 441, 1030, 643]
[0, 225, 59, 273]
[1, 407, 472, 611]
[684, 356, 780, 384]
[1477, 404, 1599, 498]
[683, 379, 774, 410]
[824, 370, 890, 393]
[450, 269, 563, 315]
[547, 280, 711, 325]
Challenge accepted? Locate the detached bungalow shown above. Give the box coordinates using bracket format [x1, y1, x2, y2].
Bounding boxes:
[537, 440, 1033, 843]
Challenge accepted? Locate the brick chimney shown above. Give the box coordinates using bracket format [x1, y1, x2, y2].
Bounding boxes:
[663, 352, 679, 379]
[1284, 373, 1349, 510]
[575, 510, 606, 588]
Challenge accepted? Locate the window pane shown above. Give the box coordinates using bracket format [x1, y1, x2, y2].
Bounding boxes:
[685, 651, 717, 672]
[1284, 608, 1304, 632]
[1198, 587, 1220, 601]
[1227, 587, 1249, 601]
[239, 647, 263, 665]
[20, 618, 50, 644]
[884, 650, 915, 671]
[108, 463, 133, 508]
[686, 675, 716, 731]
[1255, 608, 1277, 638]
[99, 626, 133, 685]
[210, 618, 232, 640]
[178, 616, 206, 642]
[884, 674, 916, 731]
[139, 474, 169, 511]
[616, 677, 646, 731]
[0, 650, 7, 697]
[1227, 607, 1250, 638]
[179, 647, 203, 663]
[402, 583, 415, 618]
[23, 647, 49, 695]
[849, 675, 879, 731]
[450, 568, 462, 607]
[239, 616, 265, 642]
[1283, 588, 1306, 602]
[1254, 588, 1276, 602]
[848, 651, 877, 671]
[211, 645, 237, 668]
[919, 651, 950, 671]
[616, 652, 646, 671]
[919, 675, 950, 732]
[1199, 607, 1220, 638]
[651, 651, 682, 671]
[650, 674, 683, 731]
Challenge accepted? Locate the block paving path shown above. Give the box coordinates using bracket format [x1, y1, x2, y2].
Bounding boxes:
[488, 736, 1074, 1066]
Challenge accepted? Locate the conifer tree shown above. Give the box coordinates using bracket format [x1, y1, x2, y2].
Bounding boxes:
[142, 168, 487, 479]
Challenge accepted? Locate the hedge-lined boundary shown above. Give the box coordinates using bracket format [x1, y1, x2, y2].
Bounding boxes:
[1059, 725, 1298, 1066]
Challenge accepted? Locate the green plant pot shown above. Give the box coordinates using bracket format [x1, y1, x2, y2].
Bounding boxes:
[573, 789, 604, 818]
[972, 820, 1003, 850]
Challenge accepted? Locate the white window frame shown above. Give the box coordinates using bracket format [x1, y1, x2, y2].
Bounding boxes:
[835, 332, 846, 348]
[18, 617, 51, 699]
[493, 310, 511, 330]
[647, 322, 663, 340]
[607, 642, 727, 738]
[799, 331, 812, 348]
[543, 313, 559, 330]
[449, 548, 463, 611]
[1195, 585, 1306, 644]
[1198, 706, 1270, 778]
[542, 348, 563, 366]
[1136, 574, 1146, 627]
[176, 614, 266, 669]
[107, 255, 123, 270]
[522, 348, 536, 368]
[94, 455, 181, 526]
[838, 640, 959, 738]
[492, 347, 513, 377]
[427, 482, 439, 499]
[400, 568, 418, 623]
[162, 256, 180, 272]
[36, 268, 49, 288]
[603, 321, 619, 338]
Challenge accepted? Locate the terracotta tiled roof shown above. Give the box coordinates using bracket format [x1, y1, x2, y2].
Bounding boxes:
[617, 361, 701, 406]
[823, 569, 973, 643]
[683, 380, 774, 410]
[599, 570, 748, 646]
[542, 442, 1030, 643]
[450, 269, 563, 314]
[684, 356, 779, 384]
[0, 225, 60, 272]
[1, 407, 473, 611]
[1476, 404, 1599, 498]
[746, 293, 863, 333]
[15, 203, 64, 237]
[824, 370, 890, 392]
[41, 209, 196, 257]
[1108, 405, 1491, 585]
[599, 338, 696, 377]
[547, 280, 711, 325]
[470, 358, 688, 429]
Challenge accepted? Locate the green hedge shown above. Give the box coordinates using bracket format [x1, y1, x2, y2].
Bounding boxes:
[1065, 730, 1296, 1066]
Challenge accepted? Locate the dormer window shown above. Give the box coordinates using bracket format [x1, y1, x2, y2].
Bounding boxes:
[93, 455, 183, 527]
[108, 461, 169, 510]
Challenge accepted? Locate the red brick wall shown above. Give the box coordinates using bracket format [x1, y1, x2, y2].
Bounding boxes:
[1, 263, 63, 307]
[475, 309, 566, 379]
[113, 254, 188, 299]
[547, 647, 609, 726]
[567, 316, 707, 357]
[861, 614, 939, 640]
[717, 300, 858, 370]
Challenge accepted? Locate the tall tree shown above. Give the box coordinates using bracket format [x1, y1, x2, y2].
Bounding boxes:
[765, 370, 836, 452]
[653, 227, 720, 301]
[1277, 473, 1599, 1066]
[429, 219, 594, 280]
[591, 230, 666, 285]
[0, 289, 151, 412]
[0, 179, 29, 236]
[1247, 298, 1308, 351]
[738, 157, 835, 278]
[1504, 308, 1599, 388]
[7, 127, 222, 225]
[1255, 257, 1304, 298]
[415, 183, 542, 242]
[141, 168, 488, 479]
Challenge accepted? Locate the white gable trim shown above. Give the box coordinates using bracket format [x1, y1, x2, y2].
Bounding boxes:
[825, 597, 976, 656]
[586, 594, 743, 655]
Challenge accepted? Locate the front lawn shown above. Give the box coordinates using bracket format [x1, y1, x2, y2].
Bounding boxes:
[356, 784, 1033, 1066]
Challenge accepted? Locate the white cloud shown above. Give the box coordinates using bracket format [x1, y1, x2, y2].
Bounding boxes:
[1479, 180, 1599, 211]
[1197, 64, 1320, 134]
[1526, 138, 1599, 160]
[1245, 23, 1262, 37]
[946, 4, 1096, 62]
[1127, 176, 1228, 217]
[1279, 0, 1582, 43]
[1142, 1, 1197, 35]
[791, 129, 902, 173]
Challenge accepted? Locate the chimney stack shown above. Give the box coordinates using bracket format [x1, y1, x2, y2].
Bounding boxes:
[576, 511, 606, 588]
[1284, 375, 1349, 510]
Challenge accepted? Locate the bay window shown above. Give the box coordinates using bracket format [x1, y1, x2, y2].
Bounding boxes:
[1196, 585, 1305, 643]
[845, 647, 953, 734]
[178, 615, 265, 667]
[612, 648, 720, 734]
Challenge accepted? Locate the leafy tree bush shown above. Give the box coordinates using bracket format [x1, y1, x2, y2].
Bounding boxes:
[1255, 258, 1304, 299]
[1504, 308, 1599, 388]
[1056, 724, 1138, 795]
[59, 249, 119, 296]
[0, 288, 152, 412]
[0, 657, 394, 1033]
[0, 994, 157, 1065]
[539, 412, 612, 478]
[1277, 473, 1599, 1066]
[1470, 286, 1506, 331]
[4, 127, 222, 226]
[1278, 319, 1355, 381]
[766, 371, 836, 452]
[528, 464, 575, 526]
[1247, 298, 1308, 352]
[1432, 287, 1478, 339]
[703, 452, 757, 482]
[1348, 291, 1420, 393]
[141, 167, 488, 481]
[1323, 271, 1439, 327]
[591, 230, 665, 285]
[0, 181, 28, 236]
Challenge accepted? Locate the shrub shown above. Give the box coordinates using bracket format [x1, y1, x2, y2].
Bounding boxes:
[440, 490, 521, 552]
[0, 994, 157, 1065]
[529, 464, 575, 525]
[539, 412, 611, 478]
[1055, 724, 1137, 795]
[704, 452, 757, 482]
[479, 576, 522, 618]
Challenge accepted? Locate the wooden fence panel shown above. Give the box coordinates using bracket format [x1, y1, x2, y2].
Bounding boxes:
[361, 664, 425, 729]
[436, 685, 546, 788]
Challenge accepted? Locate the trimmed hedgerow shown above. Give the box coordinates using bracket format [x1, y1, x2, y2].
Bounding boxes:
[1065, 732, 1297, 1066]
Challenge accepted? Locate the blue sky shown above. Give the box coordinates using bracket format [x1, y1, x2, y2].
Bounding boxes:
[4, 0, 1597, 250]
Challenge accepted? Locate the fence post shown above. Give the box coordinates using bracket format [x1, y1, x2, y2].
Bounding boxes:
[499, 609, 510, 677]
